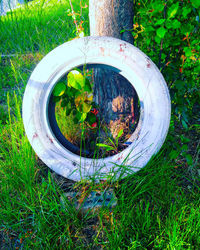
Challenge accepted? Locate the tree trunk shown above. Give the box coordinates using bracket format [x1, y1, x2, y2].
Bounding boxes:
[89, 0, 138, 138]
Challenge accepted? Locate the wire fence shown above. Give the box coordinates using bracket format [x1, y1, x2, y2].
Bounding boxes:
[0, 0, 89, 54]
[0, 0, 89, 107]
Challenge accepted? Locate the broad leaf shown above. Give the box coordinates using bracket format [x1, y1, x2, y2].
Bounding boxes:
[67, 70, 85, 90]
[191, 0, 200, 8]
[171, 20, 181, 29]
[82, 102, 92, 113]
[182, 8, 191, 18]
[182, 120, 188, 130]
[73, 117, 79, 124]
[168, 3, 179, 19]
[53, 82, 66, 96]
[184, 47, 193, 57]
[155, 19, 165, 26]
[152, 2, 165, 12]
[86, 94, 93, 103]
[156, 27, 166, 38]
[74, 93, 92, 113]
[155, 35, 162, 44]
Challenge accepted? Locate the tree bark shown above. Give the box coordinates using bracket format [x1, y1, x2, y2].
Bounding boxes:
[89, 0, 138, 138]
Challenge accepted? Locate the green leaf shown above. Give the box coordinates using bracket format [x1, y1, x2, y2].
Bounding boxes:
[116, 129, 123, 139]
[87, 112, 96, 125]
[169, 150, 179, 160]
[182, 8, 191, 18]
[155, 19, 165, 26]
[191, 0, 200, 8]
[67, 70, 85, 90]
[80, 113, 87, 122]
[168, 3, 179, 19]
[181, 144, 188, 151]
[84, 78, 92, 93]
[156, 27, 166, 38]
[152, 2, 165, 12]
[75, 111, 87, 122]
[82, 102, 92, 113]
[61, 99, 68, 107]
[184, 47, 193, 57]
[166, 20, 172, 29]
[186, 154, 193, 165]
[96, 143, 114, 151]
[108, 137, 115, 147]
[53, 82, 66, 97]
[171, 20, 181, 29]
[155, 35, 162, 44]
[181, 24, 194, 35]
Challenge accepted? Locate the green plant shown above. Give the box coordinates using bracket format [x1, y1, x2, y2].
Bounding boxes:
[53, 69, 98, 127]
[133, 0, 200, 129]
[96, 128, 124, 153]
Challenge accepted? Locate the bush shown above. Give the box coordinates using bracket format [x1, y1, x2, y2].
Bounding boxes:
[132, 0, 200, 129]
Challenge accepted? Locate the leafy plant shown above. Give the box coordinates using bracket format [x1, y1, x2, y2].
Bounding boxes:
[53, 69, 98, 126]
[133, 0, 200, 130]
[96, 129, 124, 153]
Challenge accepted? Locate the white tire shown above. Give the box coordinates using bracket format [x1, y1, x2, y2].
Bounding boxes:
[22, 36, 171, 181]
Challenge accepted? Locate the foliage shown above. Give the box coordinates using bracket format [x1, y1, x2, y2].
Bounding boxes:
[53, 69, 98, 126]
[0, 98, 199, 247]
[96, 128, 124, 153]
[133, 0, 200, 129]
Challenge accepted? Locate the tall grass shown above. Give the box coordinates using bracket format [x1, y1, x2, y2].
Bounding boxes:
[0, 0, 89, 54]
[0, 0, 89, 108]
[0, 95, 199, 247]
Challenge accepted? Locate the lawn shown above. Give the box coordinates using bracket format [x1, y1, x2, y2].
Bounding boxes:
[0, 0, 199, 248]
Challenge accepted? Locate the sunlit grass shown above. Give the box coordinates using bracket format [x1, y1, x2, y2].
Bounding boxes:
[0, 93, 199, 248]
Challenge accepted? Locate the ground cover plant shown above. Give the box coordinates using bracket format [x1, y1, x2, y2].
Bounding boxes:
[0, 0, 200, 248]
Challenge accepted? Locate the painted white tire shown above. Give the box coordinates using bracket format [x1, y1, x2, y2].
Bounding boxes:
[22, 36, 171, 181]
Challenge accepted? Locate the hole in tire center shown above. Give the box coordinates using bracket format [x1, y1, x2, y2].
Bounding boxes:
[48, 64, 140, 158]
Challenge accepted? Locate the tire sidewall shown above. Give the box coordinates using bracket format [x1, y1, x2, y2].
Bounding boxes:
[22, 36, 171, 181]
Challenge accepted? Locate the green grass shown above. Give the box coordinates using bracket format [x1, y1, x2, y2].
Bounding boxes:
[0, 0, 89, 105]
[0, 97, 199, 248]
[0, 0, 200, 248]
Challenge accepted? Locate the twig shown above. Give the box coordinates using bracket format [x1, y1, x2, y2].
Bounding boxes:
[69, 0, 79, 32]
